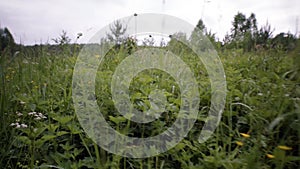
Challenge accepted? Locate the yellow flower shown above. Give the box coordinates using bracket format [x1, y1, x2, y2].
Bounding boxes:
[266, 154, 275, 159]
[95, 55, 100, 58]
[277, 145, 292, 151]
[240, 133, 250, 138]
[236, 141, 243, 146]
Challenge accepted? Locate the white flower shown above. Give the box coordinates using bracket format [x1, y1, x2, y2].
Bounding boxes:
[28, 112, 37, 116]
[16, 124, 21, 128]
[257, 93, 263, 96]
[16, 112, 23, 116]
[35, 117, 41, 120]
[20, 101, 26, 105]
[10, 123, 16, 126]
[20, 123, 28, 128]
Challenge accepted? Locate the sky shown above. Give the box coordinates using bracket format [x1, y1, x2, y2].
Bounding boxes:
[0, 0, 299, 45]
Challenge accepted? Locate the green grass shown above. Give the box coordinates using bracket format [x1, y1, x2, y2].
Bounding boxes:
[0, 43, 299, 169]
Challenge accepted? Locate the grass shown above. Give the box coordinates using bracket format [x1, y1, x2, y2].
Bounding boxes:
[0, 42, 299, 168]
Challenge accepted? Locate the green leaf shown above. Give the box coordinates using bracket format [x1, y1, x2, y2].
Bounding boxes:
[109, 116, 127, 124]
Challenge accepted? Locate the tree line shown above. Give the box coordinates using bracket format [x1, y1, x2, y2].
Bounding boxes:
[0, 11, 298, 55]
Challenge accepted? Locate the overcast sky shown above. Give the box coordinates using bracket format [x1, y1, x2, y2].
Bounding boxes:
[0, 0, 299, 45]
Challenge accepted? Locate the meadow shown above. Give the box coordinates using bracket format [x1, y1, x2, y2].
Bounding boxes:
[0, 40, 299, 169]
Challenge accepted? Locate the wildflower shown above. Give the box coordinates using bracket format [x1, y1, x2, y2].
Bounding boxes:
[10, 123, 16, 126]
[16, 124, 21, 128]
[240, 133, 250, 138]
[95, 55, 100, 58]
[266, 154, 275, 159]
[277, 145, 292, 151]
[38, 112, 47, 119]
[16, 112, 23, 116]
[236, 141, 243, 146]
[257, 93, 263, 96]
[20, 123, 28, 128]
[35, 117, 41, 120]
[20, 101, 26, 105]
[28, 112, 37, 116]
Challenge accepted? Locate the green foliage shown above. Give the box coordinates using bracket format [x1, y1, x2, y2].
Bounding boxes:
[0, 41, 299, 168]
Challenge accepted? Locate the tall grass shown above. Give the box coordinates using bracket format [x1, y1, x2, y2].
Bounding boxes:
[0, 43, 299, 168]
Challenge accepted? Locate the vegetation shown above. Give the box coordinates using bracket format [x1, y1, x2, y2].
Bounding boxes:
[0, 12, 299, 168]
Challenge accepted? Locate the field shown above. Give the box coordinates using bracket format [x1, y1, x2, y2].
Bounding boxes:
[0, 42, 299, 169]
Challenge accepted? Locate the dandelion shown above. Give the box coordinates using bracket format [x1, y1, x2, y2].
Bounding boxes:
[266, 154, 275, 159]
[240, 133, 250, 138]
[277, 145, 292, 151]
[236, 141, 243, 146]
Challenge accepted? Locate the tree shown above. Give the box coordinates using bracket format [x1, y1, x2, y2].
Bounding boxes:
[107, 20, 127, 45]
[190, 19, 218, 51]
[271, 32, 297, 51]
[195, 19, 206, 33]
[228, 12, 259, 51]
[255, 21, 274, 49]
[0, 27, 15, 52]
[52, 30, 71, 45]
[231, 12, 247, 42]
